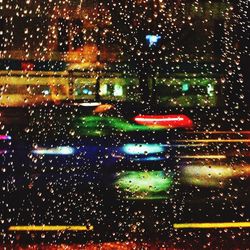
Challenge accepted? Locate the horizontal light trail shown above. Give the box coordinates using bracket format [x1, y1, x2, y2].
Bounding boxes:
[172, 144, 208, 147]
[0, 70, 68, 76]
[134, 114, 193, 129]
[8, 225, 94, 231]
[177, 139, 250, 143]
[174, 222, 250, 229]
[179, 155, 226, 159]
[32, 146, 75, 155]
[0, 135, 11, 140]
[73, 102, 101, 107]
[186, 131, 250, 134]
[135, 117, 184, 122]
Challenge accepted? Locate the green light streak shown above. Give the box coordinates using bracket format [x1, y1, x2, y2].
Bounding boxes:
[115, 171, 173, 200]
[74, 116, 162, 136]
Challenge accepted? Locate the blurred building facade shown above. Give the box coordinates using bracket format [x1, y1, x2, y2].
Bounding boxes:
[0, 0, 235, 64]
[0, 0, 119, 64]
[0, 0, 248, 107]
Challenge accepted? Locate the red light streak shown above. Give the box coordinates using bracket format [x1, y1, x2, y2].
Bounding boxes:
[134, 114, 193, 129]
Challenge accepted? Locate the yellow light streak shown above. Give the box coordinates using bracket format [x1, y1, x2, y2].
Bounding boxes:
[8, 225, 94, 231]
[174, 222, 250, 229]
[186, 131, 250, 134]
[177, 139, 250, 143]
[0, 70, 68, 76]
[179, 155, 226, 159]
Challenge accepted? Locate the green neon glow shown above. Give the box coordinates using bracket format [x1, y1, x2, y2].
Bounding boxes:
[182, 83, 189, 92]
[74, 116, 161, 136]
[115, 171, 173, 200]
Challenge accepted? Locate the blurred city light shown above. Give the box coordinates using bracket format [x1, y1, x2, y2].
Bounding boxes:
[122, 143, 164, 155]
[134, 114, 193, 129]
[0, 135, 11, 140]
[32, 146, 75, 155]
[115, 170, 173, 199]
[146, 35, 161, 47]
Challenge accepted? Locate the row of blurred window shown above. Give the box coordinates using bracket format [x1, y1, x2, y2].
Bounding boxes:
[0, 75, 220, 107]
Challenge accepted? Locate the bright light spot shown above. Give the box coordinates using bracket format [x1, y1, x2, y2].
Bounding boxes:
[114, 84, 123, 96]
[207, 83, 214, 96]
[100, 84, 108, 95]
[146, 35, 161, 47]
[182, 83, 189, 92]
[42, 90, 50, 95]
[83, 88, 89, 94]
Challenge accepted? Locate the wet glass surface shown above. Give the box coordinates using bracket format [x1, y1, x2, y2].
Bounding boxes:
[0, 0, 249, 248]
